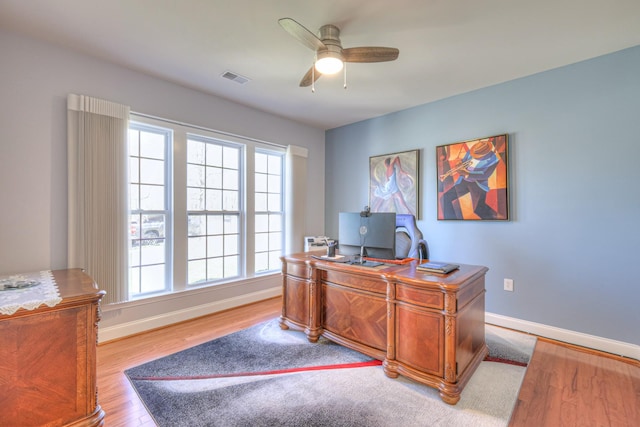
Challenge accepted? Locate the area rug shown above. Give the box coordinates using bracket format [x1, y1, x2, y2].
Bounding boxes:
[126, 320, 536, 427]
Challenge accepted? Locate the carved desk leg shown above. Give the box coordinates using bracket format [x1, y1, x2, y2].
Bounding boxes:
[440, 293, 460, 405]
[383, 281, 399, 378]
[305, 269, 321, 343]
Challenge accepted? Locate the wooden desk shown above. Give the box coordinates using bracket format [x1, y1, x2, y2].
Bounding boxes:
[0, 269, 105, 426]
[280, 253, 488, 404]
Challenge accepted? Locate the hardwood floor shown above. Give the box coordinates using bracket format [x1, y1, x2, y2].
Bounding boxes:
[97, 297, 639, 426]
[96, 297, 282, 426]
[509, 338, 640, 426]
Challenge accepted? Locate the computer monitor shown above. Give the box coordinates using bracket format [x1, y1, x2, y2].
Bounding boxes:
[338, 211, 396, 260]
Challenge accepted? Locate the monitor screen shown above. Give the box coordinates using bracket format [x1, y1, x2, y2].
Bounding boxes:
[338, 212, 396, 259]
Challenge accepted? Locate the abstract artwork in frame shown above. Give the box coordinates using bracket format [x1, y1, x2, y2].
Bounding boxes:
[369, 149, 419, 218]
[436, 134, 509, 221]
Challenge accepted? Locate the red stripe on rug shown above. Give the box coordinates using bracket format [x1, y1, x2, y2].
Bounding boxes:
[484, 356, 528, 367]
[130, 359, 383, 381]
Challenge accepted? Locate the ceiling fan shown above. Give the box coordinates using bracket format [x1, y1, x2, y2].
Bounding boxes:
[278, 18, 399, 88]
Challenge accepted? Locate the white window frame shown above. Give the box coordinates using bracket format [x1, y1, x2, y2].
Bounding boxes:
[254, 149, 285, 273]
[128, 122, 173, 298]
[186, 134, 244, 285]
[128, 114, 286, 299]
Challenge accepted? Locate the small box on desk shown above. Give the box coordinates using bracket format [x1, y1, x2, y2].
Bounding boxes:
[417, 262, 460, 274]
[303, 236, 336, 252]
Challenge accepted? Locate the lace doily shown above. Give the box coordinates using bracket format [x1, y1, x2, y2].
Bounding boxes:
[0, 271, 62, 316]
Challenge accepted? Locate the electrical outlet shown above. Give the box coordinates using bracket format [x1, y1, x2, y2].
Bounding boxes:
[504, 278, 514, 292]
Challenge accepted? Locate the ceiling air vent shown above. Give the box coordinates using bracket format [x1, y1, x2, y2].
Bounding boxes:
[221, 71, 250, 85]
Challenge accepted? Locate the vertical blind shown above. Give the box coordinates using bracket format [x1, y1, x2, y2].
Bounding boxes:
[285, 145, 308, 254]
[67, 94, 130, 304]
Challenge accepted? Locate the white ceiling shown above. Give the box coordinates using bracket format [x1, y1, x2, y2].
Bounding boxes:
[2, 0, 640, 130]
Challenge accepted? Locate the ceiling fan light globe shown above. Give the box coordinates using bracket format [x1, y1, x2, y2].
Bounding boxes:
[315, 57, 343, 74]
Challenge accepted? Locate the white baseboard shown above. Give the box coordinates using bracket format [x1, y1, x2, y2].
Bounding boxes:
[98, 286, 281, 343]
[485, 312, 639, 361]
[99, 300, 638, 362]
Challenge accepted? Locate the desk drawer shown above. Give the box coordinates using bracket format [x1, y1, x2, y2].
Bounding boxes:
[324, 270, 387, 294]
[396, 284, 444, 309]
[284, 262, 311, 279]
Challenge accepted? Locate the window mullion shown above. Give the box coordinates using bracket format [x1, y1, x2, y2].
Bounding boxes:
[172, 130, 188, 291]
[245, 145, 255, 276]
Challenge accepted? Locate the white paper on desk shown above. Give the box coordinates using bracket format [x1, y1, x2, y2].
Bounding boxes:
[319, 255, 346, 260]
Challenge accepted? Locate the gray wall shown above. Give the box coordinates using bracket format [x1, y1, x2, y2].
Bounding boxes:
[0, 29, 325, 275]
[326, 46, 640, 345]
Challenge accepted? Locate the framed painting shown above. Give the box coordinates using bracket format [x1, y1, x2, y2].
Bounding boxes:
[436, 134, 509, 221]
[369, 149, 419, 217]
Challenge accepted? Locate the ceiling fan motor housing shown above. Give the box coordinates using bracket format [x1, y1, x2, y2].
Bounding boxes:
[317, 24, 344, 61]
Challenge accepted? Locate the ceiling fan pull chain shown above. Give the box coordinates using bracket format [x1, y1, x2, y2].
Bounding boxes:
[312, 56, 316, 93]
[344, 62, 347, 89]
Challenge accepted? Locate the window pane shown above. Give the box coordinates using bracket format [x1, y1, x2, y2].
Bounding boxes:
[255, 214, 268, 233]
[255, 152, 267, 173]
[207, 258, 223, 280]
[255, 193, 267, 211]
[208, 215, 223, 235]
[140, 264, 165, 293]
[130, 184, 140, 211]
[140, 185, 165, 210]
[206, 166, 222, 188]
[129, 130, 140, 156]
[129, 267, 140, 291]
[269, 232, 282, 250]
[269, 251, 282, 271]
[223, 190, 238, 211]
[255, 252, 268, 272]
[187, 164, 205, 187]
[267, 174, 280, 193]
[130, 158, 140, 183]
[188, 215, 205, 236]
[268, 194, 281, 211]
[187, 188, 205, 211]
[224, 255, 239, 277]
[255, 174, 267, 192]
[206, 189, 222, 211]
[268, 155, 281, 175]
[223, 146, 239, 169]
[140, 132, 165, 159]
[188, 259, 206, 284]
[269, 214, 282, 232]
[141, 242, 165, 264]
[188, 236, 206, 260]
[140, 158, 165, 185]
[208, 235, 223, 257]
[129, 247, 140, 268]
[223, 169, 238, 190]
[224, 215, 238, 234]
[224, 234, 238, 255]
[206, 144, 222, 167]
[255, 233, 268, 252]
[188, 140, 205, 164]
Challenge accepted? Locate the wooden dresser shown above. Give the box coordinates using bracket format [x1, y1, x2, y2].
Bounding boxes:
[0, 269, 105, 426]
[280, 253, 488, 405]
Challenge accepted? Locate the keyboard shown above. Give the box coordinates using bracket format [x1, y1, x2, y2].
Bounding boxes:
[363, 257, 414, 265]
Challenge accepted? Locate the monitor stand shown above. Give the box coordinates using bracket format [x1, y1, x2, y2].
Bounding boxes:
[346, 246, 366, 265]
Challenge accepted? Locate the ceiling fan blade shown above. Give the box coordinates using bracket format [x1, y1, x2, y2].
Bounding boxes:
[279, 18, 326, 52]
[299, 67, 323, 87]
[343, 47, 399, 63]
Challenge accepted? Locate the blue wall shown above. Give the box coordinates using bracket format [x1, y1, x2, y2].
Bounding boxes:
[325, 46, 640, 344]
